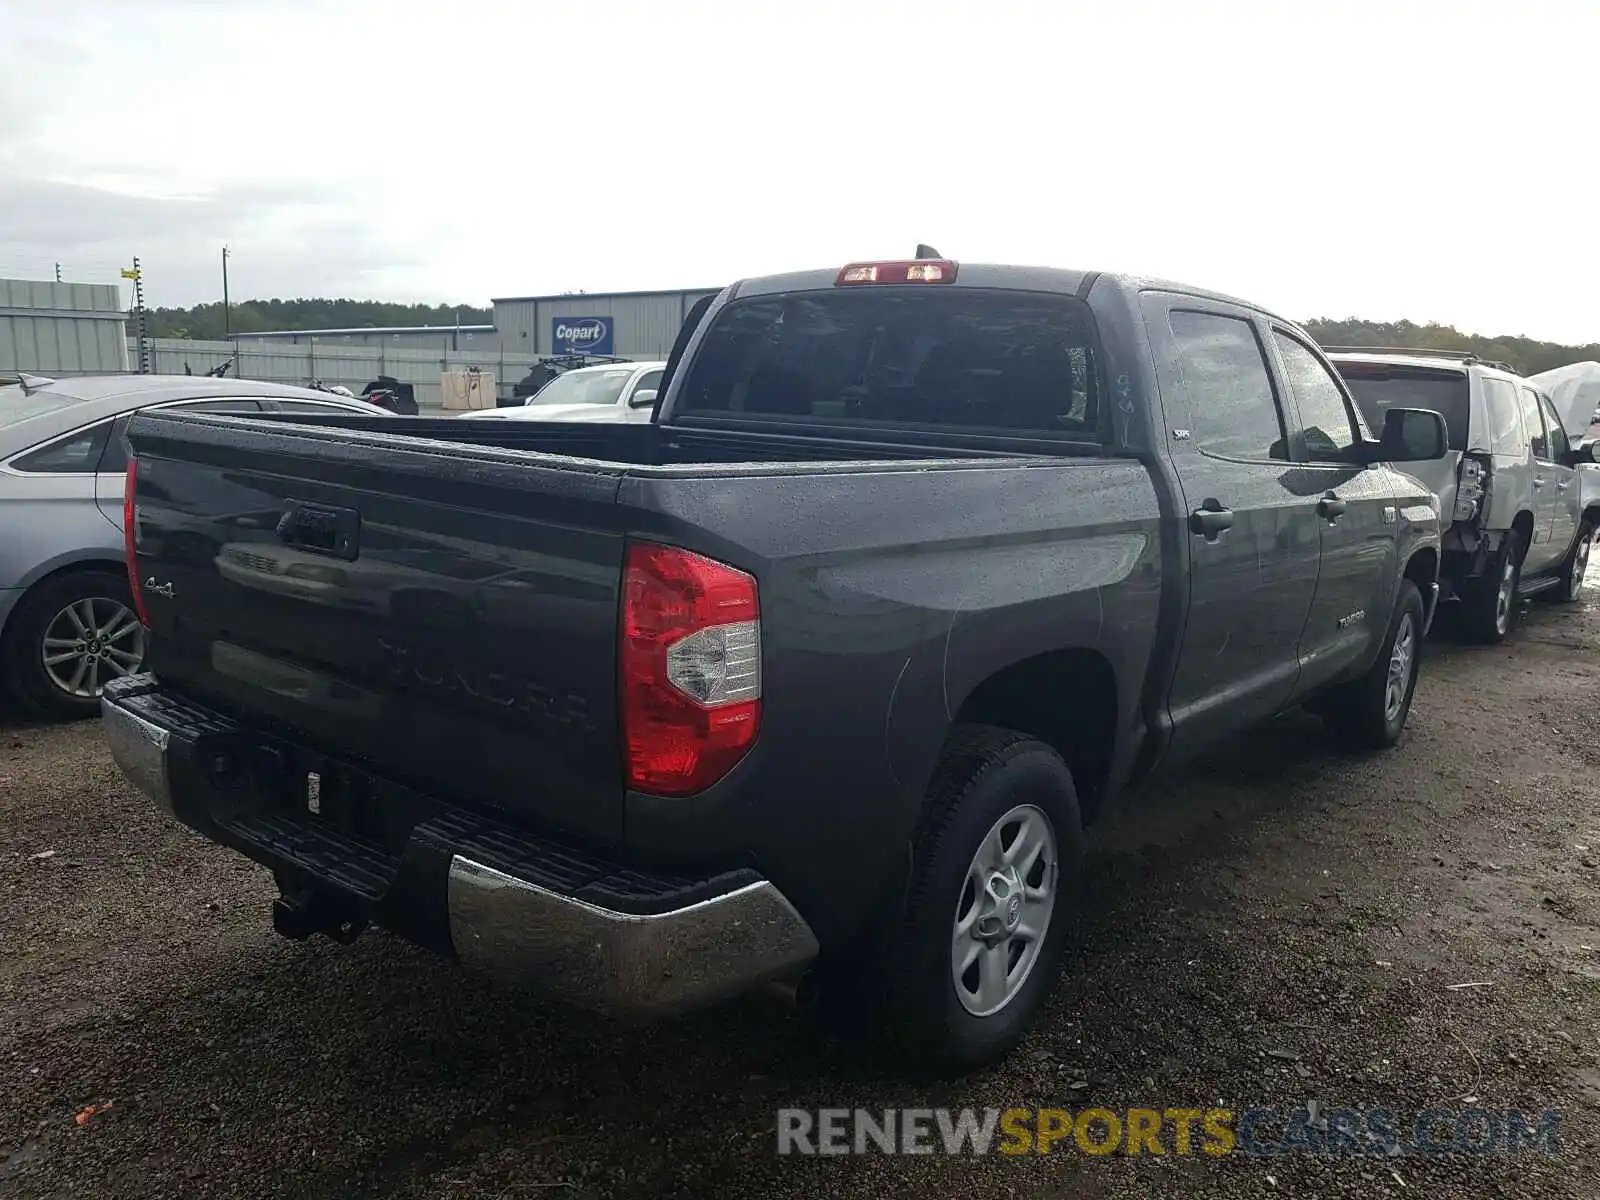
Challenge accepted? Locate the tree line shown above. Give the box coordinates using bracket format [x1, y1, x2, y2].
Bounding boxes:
[138, 300, 1597, 377]
[1303, 318, 1597, 377]
[143, 299, 492, 341]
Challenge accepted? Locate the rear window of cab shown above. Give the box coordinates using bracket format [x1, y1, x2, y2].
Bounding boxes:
[674, 289, 1101, 440]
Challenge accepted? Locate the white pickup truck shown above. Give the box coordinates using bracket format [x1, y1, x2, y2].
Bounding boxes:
[467, 360, 666, 424]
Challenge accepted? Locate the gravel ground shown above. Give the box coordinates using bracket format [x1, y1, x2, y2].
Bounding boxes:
[4, 594, 1600, 1199]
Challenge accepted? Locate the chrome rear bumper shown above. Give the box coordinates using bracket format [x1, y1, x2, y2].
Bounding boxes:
[103, 676, 818, 1016]
[103, 698, 175, 813]
[447, 857, 818, 1015]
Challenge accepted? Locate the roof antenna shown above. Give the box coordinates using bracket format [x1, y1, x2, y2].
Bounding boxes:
[916, 244, 941, 259]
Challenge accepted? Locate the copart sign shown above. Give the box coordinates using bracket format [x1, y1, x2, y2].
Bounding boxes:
[552, 316, 614, 355]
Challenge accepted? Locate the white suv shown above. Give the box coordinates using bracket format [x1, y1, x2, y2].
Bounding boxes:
[1330, 349, 1599, 642]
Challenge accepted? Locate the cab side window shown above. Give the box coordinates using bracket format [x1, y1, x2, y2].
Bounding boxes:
[1518, 387, 1548, 460]
[1272, 331, 1359, 461]
[1482, 378, 1528, 457]
[1538, 394, 1571, 460]
[1168, 310, 1288, 461]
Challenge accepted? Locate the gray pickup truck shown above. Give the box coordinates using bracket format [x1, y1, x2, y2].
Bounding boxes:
[103, 258, 1447, 1069]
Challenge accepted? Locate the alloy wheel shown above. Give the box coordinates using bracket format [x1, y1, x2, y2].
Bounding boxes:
[1384, 613, 1416, 724]
[1495, 554, 1516, 634]
[951, 803, 1057, 1017]
[40, 597, 146, 700]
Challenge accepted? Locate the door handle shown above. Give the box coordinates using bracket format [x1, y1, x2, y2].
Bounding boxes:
[1188, 501, 1234, 541]
[1532, 477, 1546, 489]
[1557, 479, 1572, 492]
[1317, 492, 1348, 520]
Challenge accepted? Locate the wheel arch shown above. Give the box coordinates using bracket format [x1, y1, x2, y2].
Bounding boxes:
[0, 556, 129, 647]
[1401, 545, 1439, 629]
[949, 647, 1118, 826]
[1402, 545, 1438, 590]
[1510, 509, 1536, 559]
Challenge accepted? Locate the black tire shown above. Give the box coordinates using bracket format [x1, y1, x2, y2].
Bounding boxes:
[1461, 530, 1522, 644]
[1319, 580, 1425, 750]
[810, 726, 1084, 1073]
[1546, 522, 1594, 604]
[1, 567, 146, 720]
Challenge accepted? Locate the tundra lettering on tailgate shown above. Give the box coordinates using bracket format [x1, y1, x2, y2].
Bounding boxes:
[374, 635, 600, 736]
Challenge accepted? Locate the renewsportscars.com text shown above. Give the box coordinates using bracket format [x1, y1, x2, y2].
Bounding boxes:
[775, 1106, 1561, 1158]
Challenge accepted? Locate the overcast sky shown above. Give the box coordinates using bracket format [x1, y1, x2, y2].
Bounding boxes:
[1, 0, 1594, 340]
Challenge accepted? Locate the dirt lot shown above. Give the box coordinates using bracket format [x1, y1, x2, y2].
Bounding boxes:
[4, 594, 1600, 1199]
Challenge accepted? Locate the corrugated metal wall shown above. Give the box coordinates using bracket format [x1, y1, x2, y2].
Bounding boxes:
[228, 289, 724, 360]
[136, 337, 618, 411]
[234, 327, 501, 352]
[0, 278, 129, 375]
[491, 290, 720, 358]
[103, 287, 726, 408]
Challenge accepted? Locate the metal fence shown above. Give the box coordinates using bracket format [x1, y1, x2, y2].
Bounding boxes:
[131, 338, 601, 410]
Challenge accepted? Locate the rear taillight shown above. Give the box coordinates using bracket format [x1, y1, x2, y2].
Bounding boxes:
[620, 543, 760, 796]
[124, 460, 151, 628]
[1455, 452, 1490, 523]
[836, 259, 958, 286]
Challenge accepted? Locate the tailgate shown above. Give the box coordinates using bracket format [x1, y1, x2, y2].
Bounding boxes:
[125, 411, 630, 842]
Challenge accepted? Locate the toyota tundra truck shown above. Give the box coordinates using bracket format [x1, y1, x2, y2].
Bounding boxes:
[103, 259, 1448, 1068]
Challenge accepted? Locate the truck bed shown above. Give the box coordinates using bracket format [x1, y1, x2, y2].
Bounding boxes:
[125, 409, 1126, 866]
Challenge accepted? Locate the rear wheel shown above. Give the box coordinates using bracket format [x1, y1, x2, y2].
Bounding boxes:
[1548, 522, 1593, 603]
[1461, 531, 1522, 644]
[808, 726, 1084, 1072]
[1319, 580, 1424, 750]
[3, 568, 147, 719]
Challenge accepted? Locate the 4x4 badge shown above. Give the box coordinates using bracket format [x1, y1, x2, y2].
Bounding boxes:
[144, 577, 175, 599]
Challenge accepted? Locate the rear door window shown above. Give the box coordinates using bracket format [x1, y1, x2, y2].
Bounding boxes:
[1519, 387, 1550, 460]
[1272, 331, 1359, 461]
[1167, 311, 1287, 461]
[1333, 363, 1470, 451]
[676, 289, 1100, 439]
[275, 399, 363, 415]
[1482, 377, 1528, 457]
[98, 398, 265, 474]
[1539, 394, 1572, 459]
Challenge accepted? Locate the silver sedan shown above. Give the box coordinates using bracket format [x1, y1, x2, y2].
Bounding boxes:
[0, 374, 391, 718]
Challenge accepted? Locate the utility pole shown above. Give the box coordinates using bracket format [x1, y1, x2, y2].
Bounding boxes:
[121, 259, 149, 374]
[221, 245, 232, 340]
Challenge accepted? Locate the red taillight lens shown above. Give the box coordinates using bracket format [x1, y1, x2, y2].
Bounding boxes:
[620, 542, 761, 796]
[124, 460, 151, 628]
[836, 259, 957, 286]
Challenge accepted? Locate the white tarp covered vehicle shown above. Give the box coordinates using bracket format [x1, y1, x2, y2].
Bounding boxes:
[1531, 363, 1600, 584]
[1530, 361, 1600, 443]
